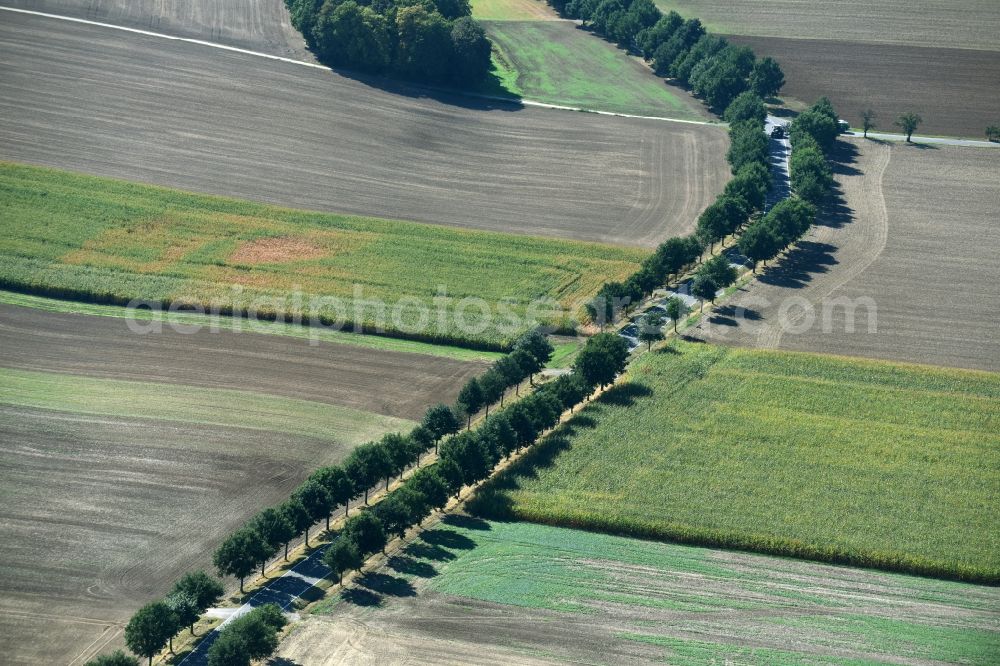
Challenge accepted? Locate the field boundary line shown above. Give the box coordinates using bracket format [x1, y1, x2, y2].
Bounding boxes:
[0, 5, 720, 127]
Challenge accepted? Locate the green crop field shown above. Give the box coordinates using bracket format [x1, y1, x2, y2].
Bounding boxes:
[482, 21, 707, 119]
[470, 343, 1000, 582]
[0, 163, 647, 348]
[472, 0, 557, 20]
[308, 519, 1000, 664]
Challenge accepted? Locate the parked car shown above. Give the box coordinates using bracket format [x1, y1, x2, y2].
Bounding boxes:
[770, 125, 785, 138]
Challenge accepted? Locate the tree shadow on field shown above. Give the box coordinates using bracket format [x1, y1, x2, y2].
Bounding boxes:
[420, 529, 476, 551]
[388, 554, 439, 579]
[708, 305, 762, 327]
[404, 541, 457, 563]
[829, 139, 861, 176]
[442, 514, 491, 531]
[757, 241, 838, 289]
[268, 658, 303, 666]
[598, 382, 653, 407]
[358, 572, 417, 598]
[340, 586, 382, 607]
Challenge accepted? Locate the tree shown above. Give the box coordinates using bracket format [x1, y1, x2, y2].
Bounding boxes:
[573, 333, 630, 388]
[477, 370, 505, 418]
[699, 255, 738, 291]
[723, 92, 766, 124]
[324, 537, 364, 584]
[124, 601, 176, 666]
[738, 222, 781, 272]
[382, 432, 414, 487]
[749, 56, 784, 98]
[409, 467, 450, 510]
[450, 16, 491, 85]
[491, 355, 523, 404]
[280, 498, 312, 556]
[511, 346, 544, 388]
[441, 432, 492, 485]
[894, 112, 922, 142]
[456, 376, 484, 429]
[163, 592, 197, 651]
[311, 1, 391, 72]
[637, 311, 665, 350]
[85, 651, 140, 666]
[172, 571, 224, 632]
[409, 425, 435, 466]
[436, 455, 466, 497]
[294, 479, 333, 544]
[344, 442, 391, 503]
[691, 274, 719, 311]
[726, 119, 769, 172]
[861, 108, 877, 138]
[544, 374, 589, 413]
[207, 605, 285, 666]
[344, 511, 387, 556]
[395, 6, 454, 84]
[311, 465, 355, 518]
[664, 296, 688, 332]
[422, 404, 461, 453]
[376, 486, 429, 539]
[252, 507, 295, 564]
[214, 528, 268, 593]
[516, 329, 555, 368]
[986, 125, 1000, 142]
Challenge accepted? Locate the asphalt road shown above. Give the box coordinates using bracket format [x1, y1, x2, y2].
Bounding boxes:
[0, 10, 730, 247]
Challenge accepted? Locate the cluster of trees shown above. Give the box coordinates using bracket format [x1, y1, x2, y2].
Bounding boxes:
[118, 572, 225, 665]
[323, 331, 629, 580]
[737, 98, 838, 271]
[284, 0, 491, 86]
[546, 0, 784, 111]
[588, 93, 773, 328]
[207, 604, 287, 666]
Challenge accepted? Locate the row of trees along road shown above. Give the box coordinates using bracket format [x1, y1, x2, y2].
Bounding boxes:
[284, 0, 492, 86]
[587, 91, 773, 328]
[323, 332, 629, 583]
[547, 0, 784, 112]
[738, 97, 841, 271]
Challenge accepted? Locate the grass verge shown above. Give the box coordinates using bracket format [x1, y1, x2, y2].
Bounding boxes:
[469, 342, 1000, 582]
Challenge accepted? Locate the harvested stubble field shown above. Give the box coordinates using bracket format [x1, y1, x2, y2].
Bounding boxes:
[696, 139, 1000, 373]
[1, 0, 313, 60]
[470, 343, 1000, 582]
[658, 1, 1000, 137]
[483, 20, 710, 119]
[278, 519, 1000, 664]
[728, 36, 1000, 138]
[0, 12, 730, 248]
[0, 163, 649, 347]
[0, 303, 486, 664]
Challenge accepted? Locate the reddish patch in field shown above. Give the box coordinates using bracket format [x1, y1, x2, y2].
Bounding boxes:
[229, 237, 327, 264]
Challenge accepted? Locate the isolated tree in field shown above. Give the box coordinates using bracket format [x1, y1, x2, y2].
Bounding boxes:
[985, 125, 1000, 142]
[861, 108, 877, 138]
[421, 404, 461, 453]
[344, 511, 387, 556]
[749, 56, 784, 98]
[456, 376, 484, 429]
[85, 651, 140, 666]
[124, 601, 177, 666]
[294, 479, 333, 543]
[252, 506, 295, 562]
[324, 538, 364, 584]
[172, 570, 223, 632]
[664, 296, 688, 332]
[692, 274, 719, 311]
[162, 592, 197, 651]
[739, 222, 781, 272]
[311, 465, 355, 518]
[894, 112, 922, 142]
[573, 333, 630, 388]
[214, 527, 268, 593]
[637, 312, 666, 350]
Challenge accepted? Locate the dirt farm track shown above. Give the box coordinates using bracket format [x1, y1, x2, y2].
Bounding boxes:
[0, 11, 730, 248]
